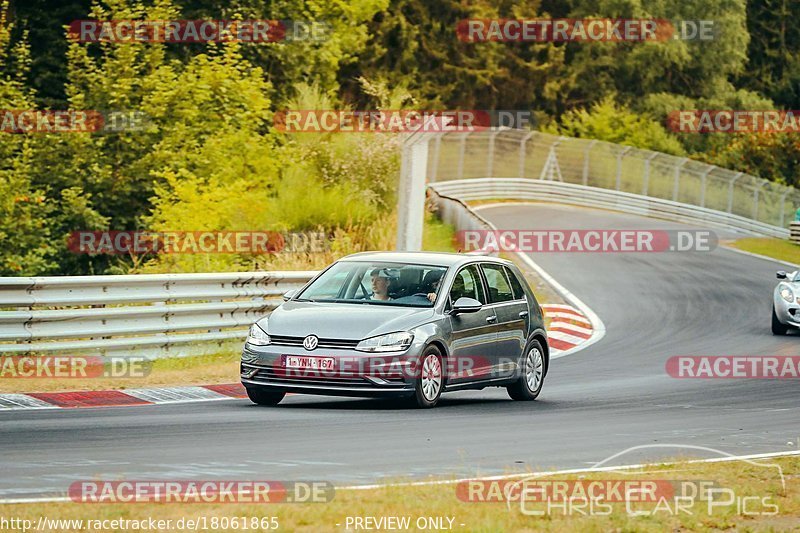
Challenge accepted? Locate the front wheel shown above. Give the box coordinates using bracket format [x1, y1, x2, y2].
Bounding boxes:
[772, 306, 789, 335]
[411, 346, 444, 408]
[246, 387, 285, 406]
[507, 340, 546, 401]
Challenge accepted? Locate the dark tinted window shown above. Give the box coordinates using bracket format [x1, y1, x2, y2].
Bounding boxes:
[504, 266, 526, 300]
[449, 264, 486, 304]
[481, 264, 514, 303]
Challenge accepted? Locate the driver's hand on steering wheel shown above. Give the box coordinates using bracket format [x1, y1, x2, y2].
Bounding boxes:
[427, 292, 436, 302]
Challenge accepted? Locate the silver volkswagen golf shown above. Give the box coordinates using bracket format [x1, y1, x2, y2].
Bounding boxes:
[241, 252, 549, 408]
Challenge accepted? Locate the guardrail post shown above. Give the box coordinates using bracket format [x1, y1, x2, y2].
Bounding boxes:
[727, 172, 743, 213]
[616, 147, 631, 191]
[582, 140, 597, 186]
[642, 152, 657, 196]
[519, 131, 535, 179]
[673, 158, 688, 201]
[699, 165, 714, 208]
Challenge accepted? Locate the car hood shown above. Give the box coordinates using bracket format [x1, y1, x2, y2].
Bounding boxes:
[258, 301, 436, 340]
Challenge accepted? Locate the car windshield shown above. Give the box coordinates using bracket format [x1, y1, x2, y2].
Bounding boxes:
[296, 261, 448, 307]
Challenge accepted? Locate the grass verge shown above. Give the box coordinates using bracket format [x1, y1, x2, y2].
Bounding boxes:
[0, 351, 240, 394]
[1, 456, 797, 532]
[727, 237, 800, 266]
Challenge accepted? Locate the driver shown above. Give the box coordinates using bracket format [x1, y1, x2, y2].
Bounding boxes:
[369, 268, 394, 301]
[420, 270, 444, 303]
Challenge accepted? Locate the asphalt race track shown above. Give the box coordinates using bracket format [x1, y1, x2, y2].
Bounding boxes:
[1, 204, 799, 501]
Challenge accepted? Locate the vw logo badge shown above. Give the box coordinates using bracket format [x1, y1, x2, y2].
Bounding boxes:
[303, 335, 319, 351]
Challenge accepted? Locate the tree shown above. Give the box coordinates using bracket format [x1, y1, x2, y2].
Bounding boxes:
[0, 1, 56, 275]
[549, 95, 686, 155]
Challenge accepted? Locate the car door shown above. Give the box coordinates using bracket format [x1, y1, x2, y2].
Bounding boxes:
[446, 264, 498, 384]
[480, 263, 528, 378]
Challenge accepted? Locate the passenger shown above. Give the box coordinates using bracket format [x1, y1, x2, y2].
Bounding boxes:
[369, 268, 394, 301]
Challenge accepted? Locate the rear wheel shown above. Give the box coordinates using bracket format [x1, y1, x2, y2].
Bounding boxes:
[246, 387, 285, 406]
[508, 340, 545, 401]
[411, 346, 444, 408]
[772, 306, 789, 335]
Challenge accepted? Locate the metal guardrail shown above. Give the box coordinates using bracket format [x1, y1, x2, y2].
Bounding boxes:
[791, 222, 800, 244]
[0, 271, 316, 357]
[431, 178, 789, 238]
[426, 129, 799, 237]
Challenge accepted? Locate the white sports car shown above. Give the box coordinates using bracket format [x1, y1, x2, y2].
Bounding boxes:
[772, 270, 800, 334]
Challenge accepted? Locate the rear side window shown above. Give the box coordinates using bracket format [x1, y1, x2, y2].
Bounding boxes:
[481, 264, 514, 303]
[450, 264, 486, 304]
[504, 266, 527, 300]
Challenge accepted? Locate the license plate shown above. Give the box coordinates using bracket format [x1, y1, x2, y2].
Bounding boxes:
[284, 356, 335, 370]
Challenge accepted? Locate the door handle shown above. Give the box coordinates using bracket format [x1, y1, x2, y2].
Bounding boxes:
[486, 315, 497, 323]
[519, 311, 529, 318]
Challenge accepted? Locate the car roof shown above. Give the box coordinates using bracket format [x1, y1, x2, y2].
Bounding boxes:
[339, 251, 513, 268]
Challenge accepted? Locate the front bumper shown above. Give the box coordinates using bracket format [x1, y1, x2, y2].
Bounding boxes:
[240, 343, 419, 398]
[774, 293, 800, 327]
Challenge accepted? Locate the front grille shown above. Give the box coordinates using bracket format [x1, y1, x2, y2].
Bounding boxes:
[244, 365, 380, 388]
[269, 334, 359, 350]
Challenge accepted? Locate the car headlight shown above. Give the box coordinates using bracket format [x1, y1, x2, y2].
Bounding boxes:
[246, 323, 271, 346]
[355, 332, 414, 353]
[780, 286, 794, 303]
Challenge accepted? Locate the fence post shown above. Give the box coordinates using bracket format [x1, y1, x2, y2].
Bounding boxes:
[396, 133, 430, 251]
[456, 133, 469, 180]
[727, 172, 743, 213]
[430, 134, 442, 182]
[780, 189, 790, 228]
[582, 140, 597, 186]
[753, 181, 763, 221]
[519, 131, 535, 179]
[643, 152, 657, 196]
[616, 147, 632, 191]
[699, 165, 714, 208]
[673, 158, 688, 201]
[486, 129, 500, 177]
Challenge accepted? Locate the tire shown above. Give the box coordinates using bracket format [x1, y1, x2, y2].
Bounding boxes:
[246, 387, 286, 406]
[507, 340, 546, 401]
[772, 306, 789, 335]
[411, 345, 444, 408]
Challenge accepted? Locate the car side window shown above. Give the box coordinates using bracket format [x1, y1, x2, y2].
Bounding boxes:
[449, 265, 486, 304]
[481, 264, 514, 303]
[504, 266, 526, 300]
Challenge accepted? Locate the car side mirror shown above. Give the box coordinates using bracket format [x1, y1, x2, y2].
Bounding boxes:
[451, 297, 483, 315]
[283, 289, 298, 301]
[777, 271, 788, 280]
